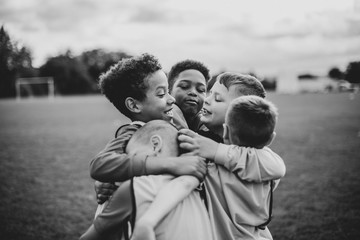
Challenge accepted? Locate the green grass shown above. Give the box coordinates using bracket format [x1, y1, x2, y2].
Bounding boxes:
[0, 93, 359, 240]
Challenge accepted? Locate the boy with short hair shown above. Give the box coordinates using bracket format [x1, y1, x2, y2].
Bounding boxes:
[80, 120, 213, 240]
[89, 53, 207, 184]
[168, 59, 210, 131]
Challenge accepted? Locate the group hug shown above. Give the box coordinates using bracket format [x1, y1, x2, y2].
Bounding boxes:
[79, 53, 286, 240]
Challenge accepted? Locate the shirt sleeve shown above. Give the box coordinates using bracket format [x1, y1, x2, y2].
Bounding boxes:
[93, 180, 134, 234]
[90, 124, 146, 182]
[214, 144, 286, 182]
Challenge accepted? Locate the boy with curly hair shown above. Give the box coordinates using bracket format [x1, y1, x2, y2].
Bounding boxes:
[93, 59, 211, 205]
[90, 54, 207, 184]
[86, 54, 208, 236]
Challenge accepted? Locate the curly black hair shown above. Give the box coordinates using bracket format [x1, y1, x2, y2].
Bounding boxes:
[167, 59, 210, 92]
[98, 53, 162, 118]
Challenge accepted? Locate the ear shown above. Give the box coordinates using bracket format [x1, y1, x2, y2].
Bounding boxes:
[266, 132, 276, 146]
[223, 123, 230, 143]
[125, 97, 142, 113]
[150, 135, 163, 154]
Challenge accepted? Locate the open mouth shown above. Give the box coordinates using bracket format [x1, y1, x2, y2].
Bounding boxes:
[202, 108, 211, 115]
[165, 109, 173, 117]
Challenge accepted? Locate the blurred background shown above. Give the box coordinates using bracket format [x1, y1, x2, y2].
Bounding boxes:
[1, 0, 360, 97]
[0, 0, 360, 240]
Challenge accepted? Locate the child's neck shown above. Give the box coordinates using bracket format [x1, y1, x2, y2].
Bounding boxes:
[210, 125, 224, 140]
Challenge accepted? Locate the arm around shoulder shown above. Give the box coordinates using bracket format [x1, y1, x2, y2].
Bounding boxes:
[213, 144, 286, 182]
[90, 125, 145, 182]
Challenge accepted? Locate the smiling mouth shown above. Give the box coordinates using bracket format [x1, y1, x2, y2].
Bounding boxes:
[165, 109, 173, 117]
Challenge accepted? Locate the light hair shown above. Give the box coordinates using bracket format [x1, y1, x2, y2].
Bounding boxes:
[225, 95, 278, 147]
[218, 72, 266, 98]
[126, 120, 179, 156]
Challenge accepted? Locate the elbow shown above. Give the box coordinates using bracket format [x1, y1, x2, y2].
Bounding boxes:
[280, 163, 286, 178]
[89, 158, 105, 181]
[272, 163, 286, 180]
[178, 176, 199, 190]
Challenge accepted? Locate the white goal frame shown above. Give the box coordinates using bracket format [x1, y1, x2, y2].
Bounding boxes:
[15, 77, 55, 100]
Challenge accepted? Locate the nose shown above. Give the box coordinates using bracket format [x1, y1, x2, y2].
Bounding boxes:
[167, 93, 175, 104]
[188, 87, 197, 96]
[204, 95, 210, 105]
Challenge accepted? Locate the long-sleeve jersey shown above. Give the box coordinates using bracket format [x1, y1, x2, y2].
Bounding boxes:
[205, 144, 286, 240]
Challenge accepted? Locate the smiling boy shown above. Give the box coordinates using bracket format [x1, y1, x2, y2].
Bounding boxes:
[90, 54, 207, 184]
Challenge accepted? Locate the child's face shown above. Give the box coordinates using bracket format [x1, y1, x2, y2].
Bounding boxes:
[170, 69, 206, 118]
[201, 80, 241, 134]
[139, 70, 175, 122]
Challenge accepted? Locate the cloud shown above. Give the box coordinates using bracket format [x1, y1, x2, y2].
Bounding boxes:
[1, 0, 358, 77]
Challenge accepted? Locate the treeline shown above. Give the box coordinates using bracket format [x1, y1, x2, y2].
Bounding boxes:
[1, 25, 359, 98]
[0, 26, 132, 98]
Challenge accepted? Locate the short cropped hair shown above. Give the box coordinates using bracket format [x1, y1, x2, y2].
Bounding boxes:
[98, 53, 162, 118]
[167, 59, 210, 92]
[226, 95, 278, 148]
[218, 72, 266, 98]
[126, 120, 179, 156]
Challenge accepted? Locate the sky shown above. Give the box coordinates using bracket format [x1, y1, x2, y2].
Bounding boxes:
[1, 0, 360, 90]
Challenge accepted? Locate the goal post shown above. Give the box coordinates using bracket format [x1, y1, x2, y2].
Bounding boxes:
[15, 77, 55, 100]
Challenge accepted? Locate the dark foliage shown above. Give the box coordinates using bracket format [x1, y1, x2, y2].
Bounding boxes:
[345, 61, 360, 84]
[328, 67, 344, 80]
[39, 51, 96, 95]
[0, 25, 34, 98]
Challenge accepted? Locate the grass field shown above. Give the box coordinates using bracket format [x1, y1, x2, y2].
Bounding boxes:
[0, 93, 359, 240]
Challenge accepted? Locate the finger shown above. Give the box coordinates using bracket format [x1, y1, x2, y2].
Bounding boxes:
[180, 152, 195, 156]
[107, 184, 119, 190]
[100, 188, 116, 196]
[178, 134, 196, 143]
[97, 194, 109, 203]
[178, 128, 197, 137]
[179, 142, 196, 151]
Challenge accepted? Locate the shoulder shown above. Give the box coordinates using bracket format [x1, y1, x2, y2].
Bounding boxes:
[171, 104, 188, 130]
[115, 123, 142, 138]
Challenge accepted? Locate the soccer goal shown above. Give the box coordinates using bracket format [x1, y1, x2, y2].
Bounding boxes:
[15, 77, 55, 100]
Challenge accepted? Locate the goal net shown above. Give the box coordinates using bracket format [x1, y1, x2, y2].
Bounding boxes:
[15, 77, 55, 100]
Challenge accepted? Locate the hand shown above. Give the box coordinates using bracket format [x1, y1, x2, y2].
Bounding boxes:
[169, 155, 207, 181]
[178, 129, 218, 160]
[130, 219, 156, 240]
[94, 181, 118, 204]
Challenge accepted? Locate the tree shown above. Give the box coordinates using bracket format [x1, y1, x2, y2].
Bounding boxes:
[0, 25, 35, 98]
[328, 67, 344, 80]
[78, 49, 131, 85]
[39, 51, 96, 95]
[345, 61, 360, 84]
